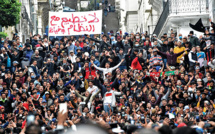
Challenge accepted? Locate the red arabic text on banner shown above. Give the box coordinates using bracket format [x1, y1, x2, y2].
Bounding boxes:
[48, 10, 103, 36]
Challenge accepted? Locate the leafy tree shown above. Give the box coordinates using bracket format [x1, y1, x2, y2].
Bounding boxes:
[0, 32, 8, 38]
[0, 0, 21, 27]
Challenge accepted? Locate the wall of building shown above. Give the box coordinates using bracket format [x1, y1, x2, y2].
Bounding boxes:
[126, 14, 138, 33]
[145, 0, 212, 37]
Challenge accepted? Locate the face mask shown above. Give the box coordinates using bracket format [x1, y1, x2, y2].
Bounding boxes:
[112, 41, 116, 45]
[177, 85, 181, 88]
[93, 42, 95, 45]
[179, 36, 182, 39]
[80, 76, 83, 78]
[135, 44, 139, 47]
[111, 37, 114, 40]
[1, 40, 4, 43]
[63, 63, 66, 65]
[142, 37, 145, 40]
[136, 36, 140, 39]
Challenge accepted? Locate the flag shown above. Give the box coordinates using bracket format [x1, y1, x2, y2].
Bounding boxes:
[131, 57, 142, 70]
[145, 71, 179, 82]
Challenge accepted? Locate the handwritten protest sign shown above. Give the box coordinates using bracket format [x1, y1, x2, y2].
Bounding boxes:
[48, 10, 102, 36]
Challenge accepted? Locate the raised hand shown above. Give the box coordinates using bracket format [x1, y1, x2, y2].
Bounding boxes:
[90, 60, 94, 65]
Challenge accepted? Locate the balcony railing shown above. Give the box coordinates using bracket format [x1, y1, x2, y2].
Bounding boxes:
[169, 0, 209, 14]
[153, 0, 209, 36]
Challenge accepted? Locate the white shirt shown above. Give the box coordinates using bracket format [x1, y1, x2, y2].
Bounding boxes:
[87, 85, 99, 95]
[93, 61, 122, 79]
[69, 55, 77, 63]
[103, 90, 122, 107]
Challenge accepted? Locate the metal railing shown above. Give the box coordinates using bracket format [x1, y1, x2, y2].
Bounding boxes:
[153, 0, 209, 36]
[169, 0, 209, 14]
[153, 0, 169, 36]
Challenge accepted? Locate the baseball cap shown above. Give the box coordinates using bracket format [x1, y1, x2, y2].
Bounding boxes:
[45, 91, 49, 95]
[106, 84, 111, 88]
[195, 66, 200, 70]
[183, 105, 189, 111]
[128, 96, 133, 99]
[197, 79, 201, 82]
[13, 61, 19, 64]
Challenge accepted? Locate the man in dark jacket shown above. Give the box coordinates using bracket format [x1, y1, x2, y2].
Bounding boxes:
[161, 39, 174, 53]
[114, 36, 124, 53]
[0, 92, 12, 113]
[7, 48, 23, 63]
[44, 58, 56, 76]
[31, 50, 43, 69]
[157, 48, 188, 66]
[189, 31, 200, 47]
[23, 43, 34, 61]
[86, 35, 110, 52]
[31, 35, 38, 49]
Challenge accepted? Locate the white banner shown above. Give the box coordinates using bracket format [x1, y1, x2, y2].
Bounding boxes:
[48, 10, 102, 36]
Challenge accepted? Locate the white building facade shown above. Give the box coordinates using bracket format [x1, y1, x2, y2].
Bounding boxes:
[146, 0, 215, 37]
[117, 0, 139, 34]
[118, 0, 215, 37]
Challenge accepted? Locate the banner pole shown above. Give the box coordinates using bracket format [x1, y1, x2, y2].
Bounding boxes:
[48, 11, 50, 51]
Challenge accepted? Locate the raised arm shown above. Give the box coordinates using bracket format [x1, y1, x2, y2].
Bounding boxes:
[110, 59, 124, 71]
[91, 60, 105, 71]
[153, 89, 159, 100]
[162, 88, 171, 100]
[86, 36, 101, 43]
[89, 89, 101, 103]
[155, 94, 162, 105]
[75, 90, 85, 99]
[157, 50, 167, 57]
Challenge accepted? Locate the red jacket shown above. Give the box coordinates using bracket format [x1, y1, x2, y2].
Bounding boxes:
[144, 41, 152, 46]
[19, 76, 25, 85]
[85, 67, 96, 79]
[76, 42, 84, 48]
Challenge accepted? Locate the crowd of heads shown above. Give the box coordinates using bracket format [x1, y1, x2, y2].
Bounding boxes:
[0, 21, 215, 134]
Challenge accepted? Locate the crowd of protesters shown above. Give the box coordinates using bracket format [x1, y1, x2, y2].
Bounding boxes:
[0, 20, 215, 134]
